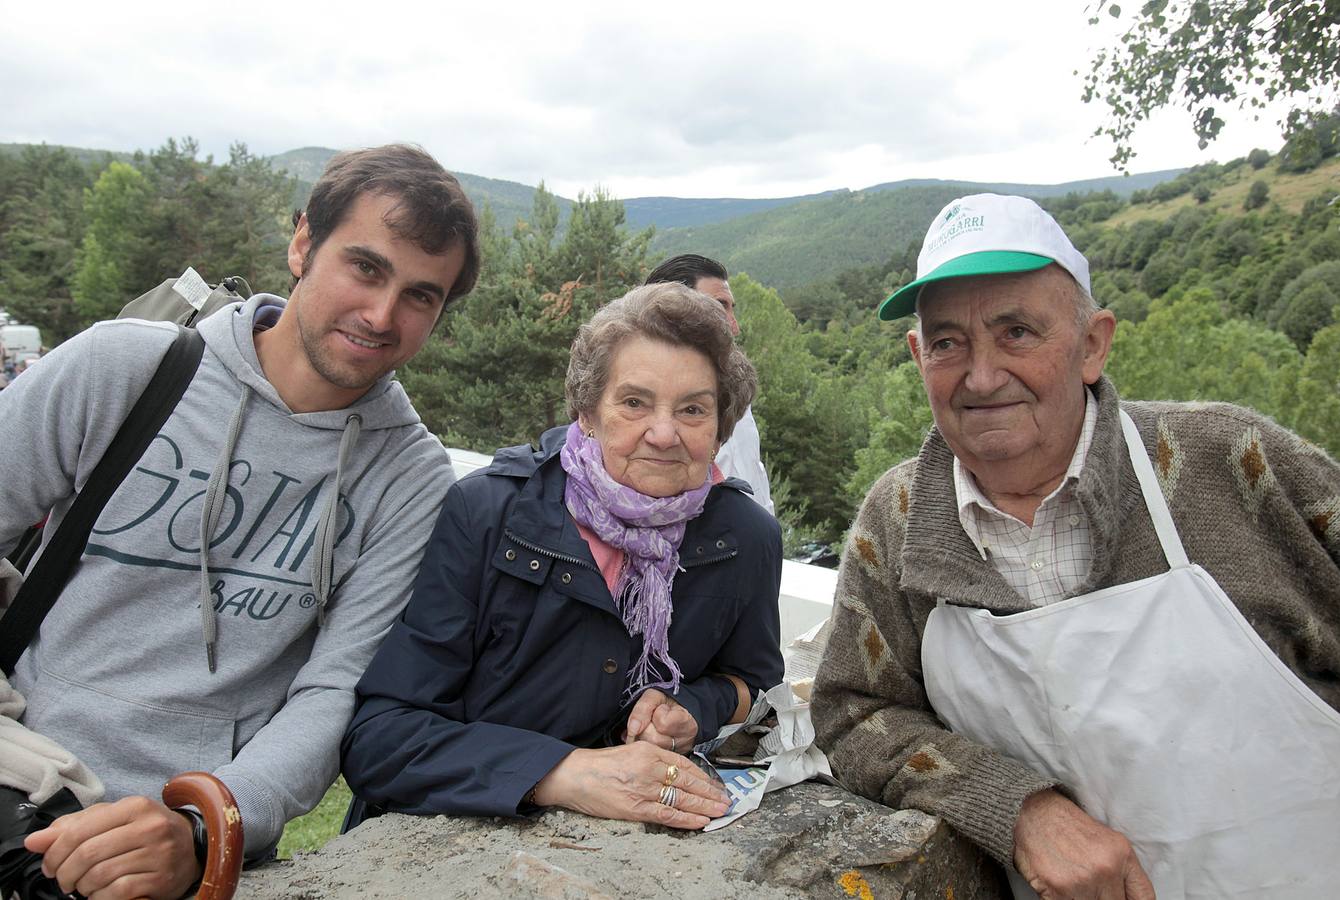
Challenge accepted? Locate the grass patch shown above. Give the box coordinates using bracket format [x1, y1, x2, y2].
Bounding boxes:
[1107, 155, 1340, 228]
[277, 777, 352, 858]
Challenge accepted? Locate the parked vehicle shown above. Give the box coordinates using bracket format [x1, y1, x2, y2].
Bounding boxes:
[0, 325, 41, 368]
[793, 541, 840, 568]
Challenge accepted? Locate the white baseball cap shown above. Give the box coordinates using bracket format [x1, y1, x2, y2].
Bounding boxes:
[877, 193, 1091, 321]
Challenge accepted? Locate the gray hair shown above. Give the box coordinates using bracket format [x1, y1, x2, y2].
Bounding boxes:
[566, 282, 757, 443]
[1071, 281, 1101, 329]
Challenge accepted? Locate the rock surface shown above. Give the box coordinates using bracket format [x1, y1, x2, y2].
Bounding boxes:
[241, 783, 1006, 898]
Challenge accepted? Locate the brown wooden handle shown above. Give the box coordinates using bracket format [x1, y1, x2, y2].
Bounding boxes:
[161, 771, 243, 900]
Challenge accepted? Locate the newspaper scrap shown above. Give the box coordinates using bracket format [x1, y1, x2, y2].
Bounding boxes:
[701, 681, 832, 831]
[782, 616, 833, 691]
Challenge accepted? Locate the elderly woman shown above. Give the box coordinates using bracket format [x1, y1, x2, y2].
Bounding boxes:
[341, 282, 783, 828]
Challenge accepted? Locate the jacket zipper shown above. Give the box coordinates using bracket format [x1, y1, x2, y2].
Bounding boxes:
[504, 529, 599, 571]
[681, 549, 738, 569]
[505, 529, 737, 571]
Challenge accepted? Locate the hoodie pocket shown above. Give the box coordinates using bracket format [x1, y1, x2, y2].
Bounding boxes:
[22, 668, 237, 802]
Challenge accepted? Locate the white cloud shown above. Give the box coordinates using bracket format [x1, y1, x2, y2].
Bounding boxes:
[0, 0, 1300, 198]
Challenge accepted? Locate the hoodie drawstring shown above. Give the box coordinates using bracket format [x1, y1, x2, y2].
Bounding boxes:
[311, 414, 362, 627]
[196, 393, 362, 672]
[199, 386, 251, 673]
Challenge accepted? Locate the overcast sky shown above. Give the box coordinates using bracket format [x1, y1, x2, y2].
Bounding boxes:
[1, 0, 1294, 199]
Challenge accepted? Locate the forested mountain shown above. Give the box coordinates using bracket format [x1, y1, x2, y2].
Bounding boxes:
[2, 117, 1336, 548]
[268, 149, 837, 235]
[0, 143, 133, 168]
[3, 140, 1188, 291]
[622, 192, 841, 230]
[269, 147, 575, 233]
[262, 145, 1186, 286]
[649, 171, 1186, 287]
[863, 170, 1184, 198]
[653, 185, 968, 288]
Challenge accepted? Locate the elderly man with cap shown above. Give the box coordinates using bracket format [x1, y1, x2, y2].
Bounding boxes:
[812, 193, 1340, 899]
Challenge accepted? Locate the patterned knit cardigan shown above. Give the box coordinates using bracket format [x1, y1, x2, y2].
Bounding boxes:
[811, 376, 1340, 868]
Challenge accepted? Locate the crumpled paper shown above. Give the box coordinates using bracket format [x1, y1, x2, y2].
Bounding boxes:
[700, 680, 833, 831]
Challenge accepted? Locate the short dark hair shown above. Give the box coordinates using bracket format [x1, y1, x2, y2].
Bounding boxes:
[567, 283, 756, 443]
[297, 144, 481, 303]
[644, 254, 728, 289]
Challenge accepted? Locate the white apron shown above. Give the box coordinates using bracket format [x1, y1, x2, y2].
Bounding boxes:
[922, 410, 1340, 900]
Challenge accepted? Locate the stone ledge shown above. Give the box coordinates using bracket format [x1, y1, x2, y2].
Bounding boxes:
[241, 783, 1006, 899]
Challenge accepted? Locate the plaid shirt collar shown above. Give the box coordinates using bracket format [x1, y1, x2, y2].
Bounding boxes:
[953, 388, 1098, 558]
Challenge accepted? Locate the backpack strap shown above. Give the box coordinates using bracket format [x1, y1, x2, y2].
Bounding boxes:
[0, 326, 206, 676]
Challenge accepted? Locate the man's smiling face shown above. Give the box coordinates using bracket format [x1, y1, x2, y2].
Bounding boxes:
[908, 265, 1113, 486]
[284, 191, 465, 408]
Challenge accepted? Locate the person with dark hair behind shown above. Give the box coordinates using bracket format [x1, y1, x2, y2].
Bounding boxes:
[644, 254, 773, 515]
[0, 144, 479, 899]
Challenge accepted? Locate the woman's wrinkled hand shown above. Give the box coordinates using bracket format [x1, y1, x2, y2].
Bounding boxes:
[623, 688, 698, 752]
[532, 742, 730, 829]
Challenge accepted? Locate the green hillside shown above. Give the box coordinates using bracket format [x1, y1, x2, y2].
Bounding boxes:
[861, 169, 1185, 199]
[269, 146, 575, 230]
[651, 184, 976, 288]
[1108, 155, 1340, 226]
[650, 169, 1193, 289]
[626, 172, 1183, 235]
[3, 141, 1189, 291]
[622, 191, 839, 231]
[0, 142, 132, 168]
[265, 146, 336, 182]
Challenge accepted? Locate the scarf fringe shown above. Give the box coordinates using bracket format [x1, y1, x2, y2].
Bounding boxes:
[561, 421, 707, 696]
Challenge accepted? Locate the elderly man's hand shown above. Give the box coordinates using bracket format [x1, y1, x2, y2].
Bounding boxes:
[533, 743, 730, 829]
[623, 687, 699, 752]
[24, 795, 202, 900]
[1014, 789, 1156, 899]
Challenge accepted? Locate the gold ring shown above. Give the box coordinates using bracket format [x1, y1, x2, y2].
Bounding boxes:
[664, 764, 679, 786]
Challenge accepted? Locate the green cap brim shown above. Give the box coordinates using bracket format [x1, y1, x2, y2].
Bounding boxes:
[877, 251, 1055, 321]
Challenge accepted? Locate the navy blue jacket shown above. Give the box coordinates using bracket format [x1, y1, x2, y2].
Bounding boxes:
[341, 426, 784, 820]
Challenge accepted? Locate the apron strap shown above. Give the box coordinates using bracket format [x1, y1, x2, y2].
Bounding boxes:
[1118, 408, 1189, 569]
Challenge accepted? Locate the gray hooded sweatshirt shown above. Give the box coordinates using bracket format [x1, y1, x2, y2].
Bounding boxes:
[0, 295, 454, 854]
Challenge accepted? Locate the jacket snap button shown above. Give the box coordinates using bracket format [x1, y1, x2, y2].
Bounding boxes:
[561, 572, 572, 584]
[696, 546, 704, 554]
[528, 559, 541, 571]
[715, 539, 726, 549]
[602, 658, 618, 674]
[505, 549, 516, 561]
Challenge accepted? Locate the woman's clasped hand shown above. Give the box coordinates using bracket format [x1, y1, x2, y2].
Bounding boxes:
[622, 688, 700, 752]
[533, 742, 730, 829]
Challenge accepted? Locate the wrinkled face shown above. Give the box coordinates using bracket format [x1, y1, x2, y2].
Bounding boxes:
[285, 192, 466, 407]
[908, 266, 1114, 483]
[580, 335, 721, 498]
[693, 276, 740, 336]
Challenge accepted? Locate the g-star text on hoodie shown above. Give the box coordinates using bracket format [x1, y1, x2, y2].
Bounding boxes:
[83, 433, 355, 623]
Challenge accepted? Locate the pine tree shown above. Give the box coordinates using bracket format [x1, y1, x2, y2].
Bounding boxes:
[400, 185, 653, 450]
[0, 146, 94, 341]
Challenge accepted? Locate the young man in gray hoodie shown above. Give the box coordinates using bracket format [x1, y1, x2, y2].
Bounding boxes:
[0, 144, 479, 899]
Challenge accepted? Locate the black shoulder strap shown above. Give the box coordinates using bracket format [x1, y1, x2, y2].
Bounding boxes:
[0, 327, 206, 675]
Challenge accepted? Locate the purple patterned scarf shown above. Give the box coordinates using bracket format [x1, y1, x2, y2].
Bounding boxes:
[560, 421, 712, 696]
